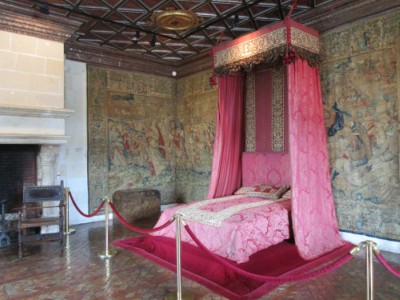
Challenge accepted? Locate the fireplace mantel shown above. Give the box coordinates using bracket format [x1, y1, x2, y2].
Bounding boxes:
[0, 133, 70, 144]
[0, 105, 73, 118]
[0, 105, 73, 145]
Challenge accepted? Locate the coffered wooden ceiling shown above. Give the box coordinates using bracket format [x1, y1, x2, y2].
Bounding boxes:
[1, 0, 399, 75]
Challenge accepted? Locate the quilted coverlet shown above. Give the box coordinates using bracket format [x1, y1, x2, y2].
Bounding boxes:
[152, 195, 291, 263]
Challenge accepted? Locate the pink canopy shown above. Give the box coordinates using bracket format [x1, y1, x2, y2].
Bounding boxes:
[209, 18, 344, 260]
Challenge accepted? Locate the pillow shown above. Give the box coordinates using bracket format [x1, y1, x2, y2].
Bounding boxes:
[234, 184, 290, 199]
[281, 189, 292, 199]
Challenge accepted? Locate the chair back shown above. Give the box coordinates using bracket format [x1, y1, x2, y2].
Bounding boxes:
[23, 182, 65, 204]
[18, 181, 65, 258]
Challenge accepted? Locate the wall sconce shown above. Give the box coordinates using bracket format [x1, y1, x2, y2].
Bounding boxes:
[231, 14, 239, 28]
[38, 3, 50, 15]
[132, 30, 140, 43]
[149, 34, 157, 47]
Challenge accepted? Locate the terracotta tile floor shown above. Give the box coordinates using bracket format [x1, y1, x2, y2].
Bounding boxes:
[0, 218, 399, 300]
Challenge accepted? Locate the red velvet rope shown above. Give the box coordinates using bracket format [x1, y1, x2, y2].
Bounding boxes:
[68, 191, 105, 218]
[184, 223, 354, 283]
[375, 252, 400, 278]
[108, 202, 174, 234]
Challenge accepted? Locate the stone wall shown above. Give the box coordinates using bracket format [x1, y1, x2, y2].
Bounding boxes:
[87, 66, 176, 210]
[175, 71, 217, 202]
[320, 11, 400, 240]
[0, 30, 70, 144]
[87, 67, 217, 209]
[0, 31, 64, 108]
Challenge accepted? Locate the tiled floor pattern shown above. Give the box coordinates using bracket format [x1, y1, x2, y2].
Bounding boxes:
[0, 218, 399, 299]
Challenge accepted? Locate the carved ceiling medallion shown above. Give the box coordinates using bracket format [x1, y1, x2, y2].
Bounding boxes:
[150, 8, 200, 31]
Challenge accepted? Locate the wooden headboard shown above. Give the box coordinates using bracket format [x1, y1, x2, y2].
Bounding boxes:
[242, 152, 292, 186]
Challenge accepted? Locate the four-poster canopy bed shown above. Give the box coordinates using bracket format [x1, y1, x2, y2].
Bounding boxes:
[151, 16, 344, 262]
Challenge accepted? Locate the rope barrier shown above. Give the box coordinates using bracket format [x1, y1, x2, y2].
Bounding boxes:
[183, 222, 355, 283]
[108, 202, 175, 234]
[65, 192, 400, 298]
[374, 252, 400, 278]
[68, 191, 105, 218]
[68, 190, 174, 233]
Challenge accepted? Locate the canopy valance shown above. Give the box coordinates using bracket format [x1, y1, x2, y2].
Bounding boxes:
[211, 18, 320, 75]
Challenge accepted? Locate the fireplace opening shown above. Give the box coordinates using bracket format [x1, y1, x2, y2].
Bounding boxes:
[0, 145, 39, 214]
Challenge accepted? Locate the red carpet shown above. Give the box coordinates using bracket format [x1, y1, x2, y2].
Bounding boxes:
[113, 236, 354, 300]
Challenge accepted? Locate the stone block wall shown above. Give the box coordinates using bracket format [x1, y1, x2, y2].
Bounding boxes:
[0, 31, 64, 108]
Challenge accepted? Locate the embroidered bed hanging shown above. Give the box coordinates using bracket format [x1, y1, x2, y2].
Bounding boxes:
[211, 18, 320, 75]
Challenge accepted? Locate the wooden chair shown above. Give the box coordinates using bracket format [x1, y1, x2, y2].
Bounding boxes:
[18, 182, 65, 258]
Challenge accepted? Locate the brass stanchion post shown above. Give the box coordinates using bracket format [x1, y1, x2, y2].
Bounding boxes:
[362, 240, 376, 300]
[64, 187, 76, 235]
[165, 214, 194, 300]
[176, 213, 182, 300]
[98, 197, 117, 259]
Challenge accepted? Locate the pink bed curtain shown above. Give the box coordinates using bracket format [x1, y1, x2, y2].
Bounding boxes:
[288, 59, 344, 260]
[208, 74, 244, 199]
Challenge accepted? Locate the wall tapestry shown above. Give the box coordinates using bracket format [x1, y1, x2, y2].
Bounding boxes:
[320, 12, 400, 240]
[87, 66, 176, 211]
[175, 71, 217, 202]
[87, 67, 217, 211]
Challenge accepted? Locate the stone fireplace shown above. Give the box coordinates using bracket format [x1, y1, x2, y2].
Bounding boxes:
[0, 7, 79, 235]
[0, 144, 38, 214]
[0, 105, 72, 234]
[0, 3, 102, 237]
